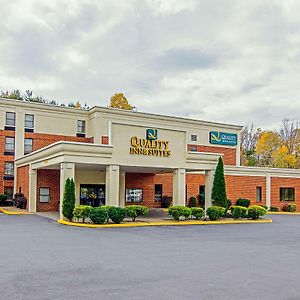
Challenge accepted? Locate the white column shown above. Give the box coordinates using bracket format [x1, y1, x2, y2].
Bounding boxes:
[172, 168, 186, 206]
[59, 162, 75, 219]
[119, 171, 126, 207]
[266, 174, 271, 208]
[106, 165, 120, 207]
[28, 166, 37, 212]
[205, 170, 214, 210]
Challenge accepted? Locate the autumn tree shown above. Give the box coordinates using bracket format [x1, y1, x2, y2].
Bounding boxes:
[109, 93, 133, 110]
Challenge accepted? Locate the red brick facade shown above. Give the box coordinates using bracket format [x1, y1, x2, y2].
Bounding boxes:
[187, 144, 237, 165]
[16, 165, 29, 201]
[102, 135, 109, 145]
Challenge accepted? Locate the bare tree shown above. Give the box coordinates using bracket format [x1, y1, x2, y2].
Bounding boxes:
[279, 119, 299, 155]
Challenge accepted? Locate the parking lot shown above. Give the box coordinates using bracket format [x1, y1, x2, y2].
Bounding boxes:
[1, 213, 300, 300]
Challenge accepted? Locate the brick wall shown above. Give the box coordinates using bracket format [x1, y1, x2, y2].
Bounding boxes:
[187, 144, 237, 165]
[25, 132, 92, 152]
[36, 169, 60, 212]
[102, 136, 109, 145]
[270, 177, 300, 210]
[16, 165, 29, 204]
[0, 129, 15, 194]
[226, 175, 266, 205]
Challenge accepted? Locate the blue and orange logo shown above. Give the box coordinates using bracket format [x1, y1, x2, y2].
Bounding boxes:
[146, 129, 158, 140]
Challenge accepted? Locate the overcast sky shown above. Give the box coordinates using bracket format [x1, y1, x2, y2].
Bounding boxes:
[1, 0, 300, 130]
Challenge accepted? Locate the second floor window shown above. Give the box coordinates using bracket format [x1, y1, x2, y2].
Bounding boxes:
[4, 162, 14, 175]
[5, 112, 15, 127]
[5, 137, 15, 152]
[24, 138, 33, 153]
[77, 120, 86, 133]
[25, 114, 34, 129]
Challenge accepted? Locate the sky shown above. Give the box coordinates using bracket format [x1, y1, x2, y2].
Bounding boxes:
[1, 0, 300, 130]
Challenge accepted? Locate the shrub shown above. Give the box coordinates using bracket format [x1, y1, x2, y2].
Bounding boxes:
[282, 203, 296, 212]
[231, 206, 247, 219]
[168, 206, 192, 221]
[206, 206, 226, 221]
[212, 157, 227, 208]
[259, 205, 268, 210]
[125, 205, 149, 222]
[108, 207, 126, 224]
[73, 205, 92, 223]
[89, 207, 108, 224]
[0, 194, 7, 206]
[191, 207, 204, 220]
[62, 178, 76, 221]
[198, 192, 205, 207]
[100, 205, 114, 222]
[226, 199, 232, 209]
[236, 198, 251, 208]
[161, 196, 172, 208]
[189, 196, 197, 208]
[247, 205, 267, 220]
[269, 206, 279, 212]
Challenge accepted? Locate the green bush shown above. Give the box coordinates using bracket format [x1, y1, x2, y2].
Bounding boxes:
[0, 194, 8, 206]
[125, 205, 149, 222]
[108, 207, 126, 224]
[212, 157, 228, 208]
[73, 205, 92, 223]
[189, 196, 197, 208]
[259, 205, 268, 210]
[231, 206, 247, 219]
[168, 206, 192, 221]
[100, 205, 114, 222]
[191, 207, 204, 220]
[89, 207, 108, 224]
[236, 198, 251, 208]
[161, 196, 172, 208]
[206, 206, 226, 221]
[269, 206, 279, 212]
[247, 205, 267, 220]
[282, 203, 296, 212]
[226, 199, 232, 209]
[62, 178, 76, 221]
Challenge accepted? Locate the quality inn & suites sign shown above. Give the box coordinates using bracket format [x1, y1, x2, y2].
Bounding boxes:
[129, 129, 171, 157]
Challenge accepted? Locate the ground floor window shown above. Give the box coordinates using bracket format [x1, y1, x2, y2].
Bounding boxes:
[256, 187, 262, 202]
[126, 188, 143, 203]
[280, 188, 295, 201]
[154, 184, 163, 202]
[4, 187, 13, 200]
[80, 184, 105, 206]
[39, 187, 50, 203]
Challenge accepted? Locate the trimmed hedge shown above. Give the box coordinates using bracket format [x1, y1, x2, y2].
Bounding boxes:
[259, 205, 268, 210]
[108, 207, 126, 224]
[189, 196, 197, 208]
[191, 207, 204, 220]
[247, 205, 267, 220]
[73, 205, 92, 223]
[206, 206, 226, 221]
[168, 206, 192, 221]
[0, 194, 8, 206]
[231, 206, 248, 219]
[89, 207, 108, 224]
[236, 198, 251, 208]
[269, 206, 279, 212]
[125, 205, 149, 222]
[282, 203, 296, 212]
[161, 196, 172, 208]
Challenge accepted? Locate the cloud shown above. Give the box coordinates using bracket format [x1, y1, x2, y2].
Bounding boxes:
[0, 0, 300, 129]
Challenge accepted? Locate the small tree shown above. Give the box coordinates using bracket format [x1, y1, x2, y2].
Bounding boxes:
[211, 157, 228, 208]
[109, 93, 134, 110]
[62, 178, 76, 221]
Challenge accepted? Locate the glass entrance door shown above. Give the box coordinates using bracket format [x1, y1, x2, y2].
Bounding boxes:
[80, 184, 105, 207]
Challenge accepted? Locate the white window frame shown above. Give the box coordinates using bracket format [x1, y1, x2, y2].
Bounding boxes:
[24, 138, 33, 153]
[77, 120, 86, 133]
[5, 112, 15, 127]
[4, 162, 14, 175]
[5, 137, 15, 152]
[25, 114, 34, 129]
[39, 187, 50, 203]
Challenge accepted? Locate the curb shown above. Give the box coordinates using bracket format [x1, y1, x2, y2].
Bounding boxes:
[0, 208, 32, 215]
[58, 218, 272, 228]
[268, 212, 300, 215]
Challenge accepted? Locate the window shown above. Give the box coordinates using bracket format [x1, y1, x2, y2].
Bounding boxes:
[24, 138, 33, 153]
[77, 120, 86, 133]
[5, 112, 15, 126]
[280, 188, 295, 201]
[5, 137, 15, 152]
[39, 188, 50, 203]
[4, 162, 14, 175]
[4, 187, 13, 200]
[154, 184, 163, 202]
[191, 134, 198, 142]
[256, 187, 262, 202]
[126, 188, 143, 203]
[25, 114, 34, 129]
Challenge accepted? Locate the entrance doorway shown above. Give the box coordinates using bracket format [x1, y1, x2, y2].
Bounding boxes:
[80, 184, 105, 206]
